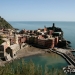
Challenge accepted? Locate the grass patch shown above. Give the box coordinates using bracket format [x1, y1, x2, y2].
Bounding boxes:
[0, 59, 67, 75]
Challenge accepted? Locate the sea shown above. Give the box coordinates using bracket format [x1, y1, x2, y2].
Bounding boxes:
[9, 21, 75, 74]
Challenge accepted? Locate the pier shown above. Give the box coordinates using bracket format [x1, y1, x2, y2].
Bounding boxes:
[48, 48, 75, 66]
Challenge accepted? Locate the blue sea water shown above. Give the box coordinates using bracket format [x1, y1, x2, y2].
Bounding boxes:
[9, 21, 75, 48]
[9, 21, 75, 74]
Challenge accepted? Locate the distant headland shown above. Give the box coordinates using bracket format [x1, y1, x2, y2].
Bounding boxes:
[0, 16, 13, 29]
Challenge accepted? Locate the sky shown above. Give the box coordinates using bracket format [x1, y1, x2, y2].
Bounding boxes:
[0, 0, 75, 21]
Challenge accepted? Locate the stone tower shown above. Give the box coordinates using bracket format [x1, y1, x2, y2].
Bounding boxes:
[14, 33, 18, 44]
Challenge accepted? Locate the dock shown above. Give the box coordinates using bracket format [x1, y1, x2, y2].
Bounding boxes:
[47, 48, 75, 73]
[48, 48, 75, 66]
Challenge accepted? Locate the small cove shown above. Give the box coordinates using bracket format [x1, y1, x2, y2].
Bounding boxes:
[10, 53, 68, 70]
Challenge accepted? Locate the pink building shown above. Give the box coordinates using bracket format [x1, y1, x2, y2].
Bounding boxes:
[49, 30, 54, 35]
[55, 37, 59, 46]
[18, 37, 27, 43]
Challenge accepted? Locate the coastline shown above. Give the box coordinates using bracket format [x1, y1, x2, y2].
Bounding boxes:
[16, 45, 45, 59]
[0, 43, 75, 74]
[0, 45, 46, 66]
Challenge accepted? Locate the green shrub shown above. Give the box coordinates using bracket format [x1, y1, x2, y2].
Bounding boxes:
[0, 36, 5, 45]
[0, 60, 67, 75]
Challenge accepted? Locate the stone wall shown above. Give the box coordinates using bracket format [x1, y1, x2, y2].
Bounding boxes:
[6, 44, 20, 58]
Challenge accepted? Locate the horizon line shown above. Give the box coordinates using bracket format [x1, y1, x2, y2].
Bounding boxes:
[8, 20, 75, 22]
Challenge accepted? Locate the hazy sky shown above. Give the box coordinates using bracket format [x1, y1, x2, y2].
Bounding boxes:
[0, 0, 75, 21]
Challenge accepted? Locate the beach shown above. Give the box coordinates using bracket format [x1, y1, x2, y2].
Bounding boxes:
[16, 45, 45, 58]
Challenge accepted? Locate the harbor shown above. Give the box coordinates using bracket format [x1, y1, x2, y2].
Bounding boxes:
[0, 16, 75, 74]
[0, 0, 75, 74]
[47, 48, 75, 73]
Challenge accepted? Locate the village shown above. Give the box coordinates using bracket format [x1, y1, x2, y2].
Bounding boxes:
[1, 22, 75, 73]
[0, 23, 69, 61]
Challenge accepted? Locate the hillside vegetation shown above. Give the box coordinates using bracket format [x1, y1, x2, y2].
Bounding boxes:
[0, 16, 13, 29]
[0, 60, 67, 75]
[0, 36, 5, 45]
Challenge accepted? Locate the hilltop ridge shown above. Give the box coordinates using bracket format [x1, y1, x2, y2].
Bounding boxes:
[0, 16, 13, 29]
